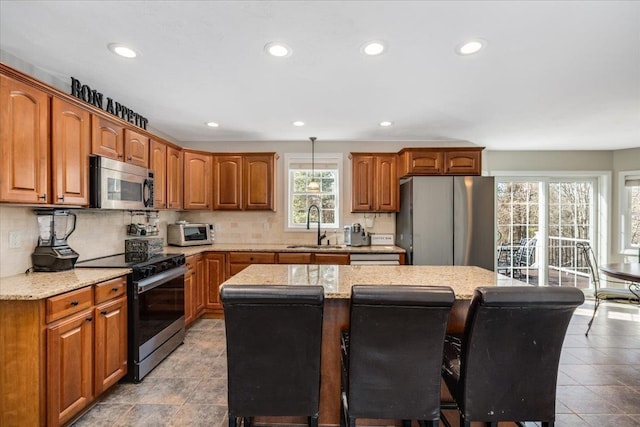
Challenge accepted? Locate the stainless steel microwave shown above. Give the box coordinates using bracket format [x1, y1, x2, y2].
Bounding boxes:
[89, 155, 154, 210]
[167, 223, 214, 246]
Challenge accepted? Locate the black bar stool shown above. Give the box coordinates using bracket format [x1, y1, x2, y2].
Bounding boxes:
[221, 285, 324, 427]
[341, 285, 455, 427]
[441, 286, 585, 427]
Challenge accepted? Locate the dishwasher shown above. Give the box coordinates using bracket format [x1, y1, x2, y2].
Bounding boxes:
[349, 253, 401, 265]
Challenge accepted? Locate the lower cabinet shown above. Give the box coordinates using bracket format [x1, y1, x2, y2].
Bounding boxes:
[205, 252, 226, 313]
[185, 254, 206, 327]
[276, 252, 350, 265]
[0, 275, 128, 427]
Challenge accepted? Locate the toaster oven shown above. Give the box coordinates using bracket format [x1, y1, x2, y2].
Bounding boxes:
[167, 223, 214, 246]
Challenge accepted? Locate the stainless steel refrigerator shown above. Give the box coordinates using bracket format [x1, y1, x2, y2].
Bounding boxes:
[395, 176, 495, 270]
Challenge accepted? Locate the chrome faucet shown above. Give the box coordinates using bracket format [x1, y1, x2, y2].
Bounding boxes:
[307, 204, 327, 245]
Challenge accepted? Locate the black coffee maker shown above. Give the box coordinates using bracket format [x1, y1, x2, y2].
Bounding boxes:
[31, 209, 79, 272]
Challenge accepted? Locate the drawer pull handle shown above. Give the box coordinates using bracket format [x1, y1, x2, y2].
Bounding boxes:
[112, 287, 119, 292]
[39, 194, 47, 200]
[57, 195, 65, 201]
[86, 316, 93, 322]
[70, 301, 79, 306]
[101, 310, 108, 316]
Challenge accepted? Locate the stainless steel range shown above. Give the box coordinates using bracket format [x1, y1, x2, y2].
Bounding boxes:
[77, 252, 187, 382]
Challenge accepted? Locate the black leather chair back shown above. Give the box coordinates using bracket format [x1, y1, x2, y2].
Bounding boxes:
[221, 285, 324, 419]
[348, 285, 455, 420]
[455, 286, 584, 423]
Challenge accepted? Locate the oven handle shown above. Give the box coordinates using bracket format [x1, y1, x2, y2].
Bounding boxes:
[135, 266, 187, 294]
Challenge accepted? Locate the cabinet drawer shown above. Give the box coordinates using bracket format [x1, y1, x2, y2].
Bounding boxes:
[229, 252, 276, 264]
[314, 253, 350, 265]
[94, 276, 127, 305]
[278, 253, 312, 264]
[46, 286, 94, 323]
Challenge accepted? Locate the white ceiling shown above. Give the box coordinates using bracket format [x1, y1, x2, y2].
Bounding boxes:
[1, 1, 639, 151]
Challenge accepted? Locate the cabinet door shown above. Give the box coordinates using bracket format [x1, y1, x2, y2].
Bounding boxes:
[0, 75, 50, 203]
[184, 266, 194, 327]
[403, 150, 443, 175]
[351, 155, 374, 212]
[94, 296, 127, 395]
[124, 128, 149, 167]
[375, 154, 398, 212]
[194, 254, 206, 314]
[444, 150, 481, 175]
[91, 115, 124, 161]
[167, 147, 183, 209]
[244, 154, 275, 210]
[213, 155, 242, 210]
[150, 140, 167, 209]
[52, 97, 91, 205]
[47, 309, 93, 427]
[183, 151, 212, 210]
[205, 253, 226, 311]
[313, 253, 350, 265]
[278, 252, 312, 264]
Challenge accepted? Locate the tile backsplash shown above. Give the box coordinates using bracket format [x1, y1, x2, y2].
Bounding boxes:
[0, 205, 394, 278]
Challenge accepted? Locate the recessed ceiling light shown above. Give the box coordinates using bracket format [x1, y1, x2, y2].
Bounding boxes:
[108, 43, 137, 58]
[361, 41, 386, 56]
[293, 121, 305, 127]
[379, 121, 393, 127]
[265, 42, 292, 58]
[455, 39, 486, 56]
[205, 122, 219, 128]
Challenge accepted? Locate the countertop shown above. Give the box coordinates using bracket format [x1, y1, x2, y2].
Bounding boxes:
[174, 243, 405, 257]
[0, 244, 404, 301]
[221, 264, 528, 299]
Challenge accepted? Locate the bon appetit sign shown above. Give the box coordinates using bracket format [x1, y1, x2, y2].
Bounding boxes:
[70, 77, 149, 130]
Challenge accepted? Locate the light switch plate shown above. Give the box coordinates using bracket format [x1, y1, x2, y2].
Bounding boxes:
[9, 231, 21, 249]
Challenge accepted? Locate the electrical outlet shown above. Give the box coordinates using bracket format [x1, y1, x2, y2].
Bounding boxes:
[8, 231, 21, 249]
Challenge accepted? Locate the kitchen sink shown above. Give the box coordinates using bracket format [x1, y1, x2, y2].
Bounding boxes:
[286, 245, 345, 249]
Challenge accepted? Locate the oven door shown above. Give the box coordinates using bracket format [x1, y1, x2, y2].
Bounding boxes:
[130, 266, 186, 368]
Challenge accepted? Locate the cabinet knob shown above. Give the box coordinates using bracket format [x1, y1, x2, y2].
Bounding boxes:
[39, 194, 47, 200]
[85, 316, 93, 322]
[100, 310, 108, 316]
[118, 154, 124, 159]
[111, 287, 119, 292]
[57, 195, 65, 202]
[70, 301, 79, 306]
[128, 156, 133, 161]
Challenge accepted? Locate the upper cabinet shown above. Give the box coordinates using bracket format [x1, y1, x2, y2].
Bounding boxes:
[213, 153, 277, 211]
[0, 75, 50, 204]
[350, 153, 398, 213]
[183, 150, 212, 210]
[399, 147, 483, 177]
[166, 146, 183, 210]
[91, 115, 149, 168]
[51, 97, 91, 206]
[151, 140, 183, 210]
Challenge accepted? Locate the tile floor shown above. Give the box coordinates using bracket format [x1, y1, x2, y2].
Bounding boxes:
[73, 299, 640, 427]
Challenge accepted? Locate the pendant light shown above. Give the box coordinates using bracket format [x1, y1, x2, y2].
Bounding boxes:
[307, 136, 320, 192]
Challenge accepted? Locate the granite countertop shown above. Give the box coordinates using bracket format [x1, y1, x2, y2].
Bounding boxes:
[0, 268, 132, 301]
[221, 264, 527, 299]
[174, 243, 405, 257]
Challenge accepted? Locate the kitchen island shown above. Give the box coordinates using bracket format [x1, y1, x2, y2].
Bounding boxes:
[221, 264, 527, 426]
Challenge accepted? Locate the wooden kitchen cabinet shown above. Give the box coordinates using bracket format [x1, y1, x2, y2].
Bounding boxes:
[205, 252, 226, 313]
[92, 115, 149, 167]
[350, 153, 398, 212]
[124, 128, 149, 168]
[52, 96, 91, 206]
[92, 114, 125, 161]
[228, 252, 276, 276]
[167, 146, 183, 209]
[0, 74, 50, 204]
[277, 252, 313, 264]
[47, 308, 94, 427]
[93, 295, 127, 395]
[313, 253, 350, 265]
[0, 276, 127, 427]
[213, 153, 277, 211]
[213, 155, 243, 209]
[150, 139, 168, 208]
[277, 252, 350, 265]
[183, 150, 212, 210]
[185, 254, 205, 327]
[398, 147, 483, 177]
